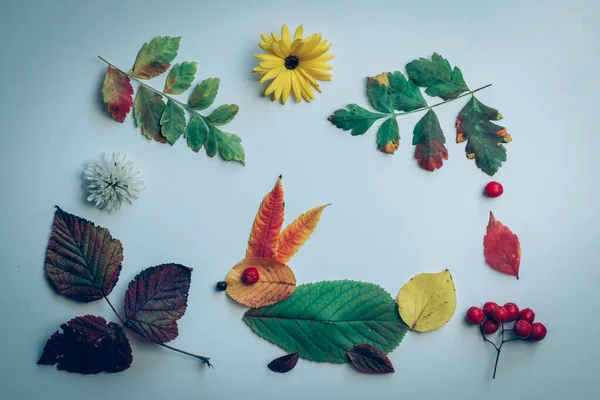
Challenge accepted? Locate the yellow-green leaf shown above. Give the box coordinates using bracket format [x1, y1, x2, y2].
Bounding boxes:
[164, 62, 197, 94]
[397, 269, 456, 332]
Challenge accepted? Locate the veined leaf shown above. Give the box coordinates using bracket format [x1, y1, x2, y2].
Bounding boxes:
[134, 86, 167, 143]
[209, 104, 239, 125]
[328, 104, 385, 136]
[44, 207, 122, 302]
[101, 66, 134, 123]
[275, 204, 328, 264]
[160, 99, 186, 144]
[204, 124, 245, 163]
[412, 110, 448, 171]
[246, 177, 285, 259]
[164, 62, 197, 94]
[185, 113, 208, 152]
[131, 36, 181, 79]
[366, 77, 393, 113]
[377, 117, 400, 154]
[406, 53, 469, 100]
[243, 280, 407, 363]
[189, 78, 220, 110]
[456, 97, 511, 176]
[384, 71, 427, 111]
[347, 344, 395, 374]
[484, 212, 521, 279]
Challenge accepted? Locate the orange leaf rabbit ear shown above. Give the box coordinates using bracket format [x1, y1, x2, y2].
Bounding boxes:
[246, 176, 285, 259]
[275, 204, 329, 264]
[483, 212, 521, 279]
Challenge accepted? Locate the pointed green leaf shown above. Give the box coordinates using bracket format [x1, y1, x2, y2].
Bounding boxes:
[204, 125, 245, 164]
[185, 114, 208, 152]
[456, 97, 511, 176]
[134, 86, 167, 143]
[160, 99, 186, 145]
[164, 62, 197, 94]
[385, 71, 427, 111]
[208, 104, 239, 125]
[412, 110, 448, 171]
[328, 104, 385, 136]
[243, 281, 408, 363]
[366, 77, 393, 113]
[406, 53, 469, 100]
[377, 117, 400, 154]
[131, 36, 181, 79]
[189, 78, 220, 110]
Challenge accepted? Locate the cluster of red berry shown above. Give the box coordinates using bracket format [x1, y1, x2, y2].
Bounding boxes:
[466, 302, 546, 340]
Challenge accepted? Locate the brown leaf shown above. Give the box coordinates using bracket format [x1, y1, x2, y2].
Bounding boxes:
[347, 344, 394, 374]
[267, 352, 299, 373]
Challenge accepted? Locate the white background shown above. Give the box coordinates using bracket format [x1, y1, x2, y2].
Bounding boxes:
[1, 0, 599, 399]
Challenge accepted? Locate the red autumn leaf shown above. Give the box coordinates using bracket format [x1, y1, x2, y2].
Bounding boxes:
[267, 352, 299, 373]
[347, 344, 395, 374]
[483, 212, 521, 279]
[124, 264, 192, 343]
[44, 207, 123, 302]
[38, 315, 132, 374]
[101, 66, 134, 123]
[246, 176, 285, 259]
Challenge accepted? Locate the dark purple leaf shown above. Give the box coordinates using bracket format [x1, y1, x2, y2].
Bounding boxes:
[44, 207, 123, 302]
[347, 344, 394, 374]
[124, 264, 192, 343]
[38, 315, 132, 374]
[267, 352, 299, 373]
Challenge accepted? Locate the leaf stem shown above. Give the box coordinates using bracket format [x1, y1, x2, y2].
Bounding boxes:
[392, 84, 491, 117]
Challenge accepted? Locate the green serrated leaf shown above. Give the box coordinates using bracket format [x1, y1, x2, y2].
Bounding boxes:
[131, 36, 181, 79]
[406, 53, 469, 100]
[243, 280, 407, 364]
[204, 124, 245, 163]
[209, 104, 239, 125]
[328, 104, 385, 136]
[164, 62, 197, 94]
[456, 97, 511, 176]
[185, 114, 208, 152]
[366, 77, 393, 113]
[377, 117, 400, 154]
[385, 71, 428, 111]
[134, 86, 167, 143]
[160, 99, 186, 145]
[189, 78, 220, 110]
[413, 110, 448, 171]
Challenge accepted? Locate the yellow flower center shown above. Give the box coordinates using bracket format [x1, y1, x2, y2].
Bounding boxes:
[284, 55, 299, 70]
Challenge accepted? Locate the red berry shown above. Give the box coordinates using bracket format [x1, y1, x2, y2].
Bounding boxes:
[483, 302, 498, 317]
[514, 320, 531, 338]
[482, 319, 500, 334]
[530, 322, 547, 341]
[466, 306, 485, 325]
[493, 306, 509, 323]
[484, 181, 504, 198]
[242, 267, 260, 284]
[519, 308, 535, 324]
[503, 302, 520, 321]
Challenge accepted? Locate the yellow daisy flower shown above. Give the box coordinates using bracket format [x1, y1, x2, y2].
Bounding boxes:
[253, 25, 334, 104]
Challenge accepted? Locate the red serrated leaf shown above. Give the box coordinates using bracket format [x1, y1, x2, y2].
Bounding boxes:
[483, 212, 521, 279]
[268, 352, 299, 373]
[38, 315, 132, 374]
[124, 264, 191, 343]
[246, 176, 285, 259]
[347, 344, 395, 374]
[101, 66, 134, 123]
[44, 207, 123, 302]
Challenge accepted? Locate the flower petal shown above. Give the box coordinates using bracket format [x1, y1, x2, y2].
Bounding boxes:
[293, 25, 304, 41]
[271, 32, 281, 42]
[295, 70, 316, 100]
[261, 34, 273, 44]
[260, 66, 285, 83]
[281, 70, 291, 104]
[281, 25, 291, 46]
[259, 42, 276, 55]
[290, 70, 302, 102]
[302, 41, 332, 61]
[289, 39, 303, 54]
[270, 42, 286, 59]
[264, 74, 283, 97]
[300, 60, 333, 70]
[310, 53, 335, 63]
[295, 34, 321, 58]
[300, 65, 332, 81]
[297, 67, 323, 92]
[279, 39, 291, 57]
[260, 59, 284, 69]
[255, 53, 282, 62]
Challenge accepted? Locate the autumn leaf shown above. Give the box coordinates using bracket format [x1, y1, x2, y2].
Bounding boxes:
[38, 315, 132, 374]
[189, 77, 220, 110]
[124, 264, 192, 343]
[483, 212, 521, 279]
[413, 110, 448, 171]
[397, 270, 456, 332]
[246, 177, 285, 259]
[328, 104, 386, 136]
[268, 352, 299, 373]
[44, 207, 122, 302]
[377, 117, 400, 154]
[134, 86, 167, 143]
[185, 113, 208, 152]
[101, 66, 134, 123]
[347, 344, 395, 374]
[275, 204, 328, 264]
[366, 77, 394, 113]
[164, 62, 197, 94]
[225, 257, 296, 308]
[208, 104, 239, 125]
[160, 99, 186, 144]
[406, 53, 469, 100]
[131, 36, 181, 79]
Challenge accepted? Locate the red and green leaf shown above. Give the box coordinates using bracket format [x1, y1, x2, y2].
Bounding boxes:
[276, 204, 328, 264]
[412, 110, 448, 171]
[246, 177, 285, 259]
[268, 352, 299, 373]
[134, 86, 167, 143]
[38, 315, 132, 374]
[406, 53, 469, 100]
[347, 344, 394, 374]
[189, 78, 220, 110]
[124, 264, 192, 343]
[44, 207, 122, 302]
[377, 117, 400, 154]
[164, 61, 197, 94]
[101, 66, 134, 123]
[160, 99, 186, 144]
[483, 212, 521, 279]
[131, 36, 181, 79]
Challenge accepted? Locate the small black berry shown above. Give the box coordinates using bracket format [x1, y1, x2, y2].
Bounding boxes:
[216, 281, 227, 291]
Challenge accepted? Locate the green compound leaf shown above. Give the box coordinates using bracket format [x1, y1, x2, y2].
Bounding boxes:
[413, 110, 448, 171]
[185, 113, 208, 152]
[366, 77, 393, 113]
[205, 125, 245, 164]
[131, 36, 181, 79]
[189, 78, 220, 110]
[160, 99, 186, 145]
[164, 62, 197, 94]
[134, 86, 167, 143]
[406, 53, 469, 100]
[328, 104, 385, 136]
[377, 117, 400, 154]
[243, 280, 408, 364]
[384, 71, 427, 111]
[209, 104, 239, 125]
[456, 97, 511, 176]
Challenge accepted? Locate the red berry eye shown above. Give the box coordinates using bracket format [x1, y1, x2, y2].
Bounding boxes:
[484, 181, 504, 198]
[242, 267, 260, 285]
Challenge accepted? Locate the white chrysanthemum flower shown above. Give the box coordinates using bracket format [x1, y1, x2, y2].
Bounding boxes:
[84, 152, 145, 212]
